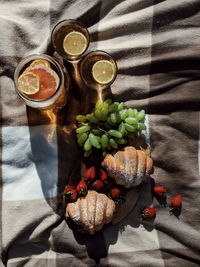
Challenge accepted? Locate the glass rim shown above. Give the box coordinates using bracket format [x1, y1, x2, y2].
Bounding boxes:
[81, 50, 118, 64]
[14, 54, 65, 103]
[51, 19, 89, 36]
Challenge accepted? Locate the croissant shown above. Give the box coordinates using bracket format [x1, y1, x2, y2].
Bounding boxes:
[102, 146, 154, 188]
[66, 190, 116, 234]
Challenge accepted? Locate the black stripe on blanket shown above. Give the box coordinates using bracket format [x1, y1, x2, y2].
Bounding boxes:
[149, 0, 200, 266]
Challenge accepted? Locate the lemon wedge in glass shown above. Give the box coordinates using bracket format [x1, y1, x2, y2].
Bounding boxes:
[30, 59, 51, 68]
[92, 60, 115, 85]
[18, 72, 40, 95]
[63, 31, 87, 56]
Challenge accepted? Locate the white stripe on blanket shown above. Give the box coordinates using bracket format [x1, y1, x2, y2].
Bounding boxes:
[2, 125, 58, 200]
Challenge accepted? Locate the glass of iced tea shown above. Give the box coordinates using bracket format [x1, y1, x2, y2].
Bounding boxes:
[14, 54, 70, 109]
[79, 50, 117, 90]
[51, 20, 90, 61]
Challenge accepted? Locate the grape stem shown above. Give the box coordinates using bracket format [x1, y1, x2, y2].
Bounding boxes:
[97, 127, 107, 133]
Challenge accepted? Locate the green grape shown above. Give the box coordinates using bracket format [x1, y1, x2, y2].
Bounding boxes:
[124, 123, 136, 133]
[77, 132, 88, 145]
[137, 122, 146, 130]
[119, 109, 128, 120]
[101, 134, 109, 149]
[108, 103, 118, 112]
[132, 109, 138, 116]
[76, 115, 87, 122]
[86, 113, 92, 120]
[89, 133, 101, 149]
[100, 106, 109, 121]
[84, 149, 92, 158]
[84, 138, 92, 151]
[108, 130, 122, 138]
[110, 113, 117, 124]
[104, 140, 111, 151]
[118, 122, 126, 135]
[128, 108, 135, 117]
[108, 104, 114, 113]
[116, 112, 121, 123]
[113, 103, 119, 111]
[113, 102, 120, 109]
[107, 117, 114, 126]
[118, 102, 124, 111]
[76, 125, 91, 134]
[94, 109, 102, 120]
[76, 132, 81, 138]
[103, 102, 109, 109]
[136, 110, 145, 121]
[90, 115, 98, 124]
[105, 98, 112, 105]
[86, 113, 98, 123]
[92, 129, 102, 135]
[124, 129, 128, 136]
[78, 122, 88, 127]
[116, 138, 126, 145]
[95, 100, 104, 110]
[96, 136, 101, 143]
[110, 138, 118, 149]
[125, 117, 138, 125]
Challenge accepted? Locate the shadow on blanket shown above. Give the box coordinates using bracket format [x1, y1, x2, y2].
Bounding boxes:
[26, 53, 112, 214]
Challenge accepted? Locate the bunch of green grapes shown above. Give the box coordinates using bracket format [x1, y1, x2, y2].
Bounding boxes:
[76, 98, 146, 157]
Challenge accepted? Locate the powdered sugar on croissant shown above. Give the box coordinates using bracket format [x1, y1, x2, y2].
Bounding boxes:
[102, 146, 154, 188]
[66, 190, 115, 234]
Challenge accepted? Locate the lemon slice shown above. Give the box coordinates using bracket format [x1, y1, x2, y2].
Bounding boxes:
[92, 60, 115, 85]
[23, 65, 60, 100]
[63, 31, 87, 56]
[30, 59, 51, 68]
[18, 72, 40, 95]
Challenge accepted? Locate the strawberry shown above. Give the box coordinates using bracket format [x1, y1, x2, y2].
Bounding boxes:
[64, 185, 76, 194]
[76, 179, 88, 196]
[65, 189, 78, 202]
[91, 180, 104, 191]
[110, 187, 124, 204]
[99, 168, 108, 183]
[83, 166, 96, 183]
[170, 194, 182, 208]
[153, 186, 166, 196]
[141, 207, 156, 219]
[110, 188, 122, 199]
[169, 194, 182, 217]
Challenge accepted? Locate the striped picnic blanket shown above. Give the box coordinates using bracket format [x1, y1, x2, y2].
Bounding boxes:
[0, 0, 200, 266]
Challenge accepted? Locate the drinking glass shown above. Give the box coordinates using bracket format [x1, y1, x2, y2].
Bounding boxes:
[79, 50, 117, 90]
[14, 54, 69, 109]
[51, 20, 90, 61]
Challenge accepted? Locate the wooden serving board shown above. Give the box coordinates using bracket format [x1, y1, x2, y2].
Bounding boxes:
[65, 158, 144, 228]
[112, 183, 144, 225]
